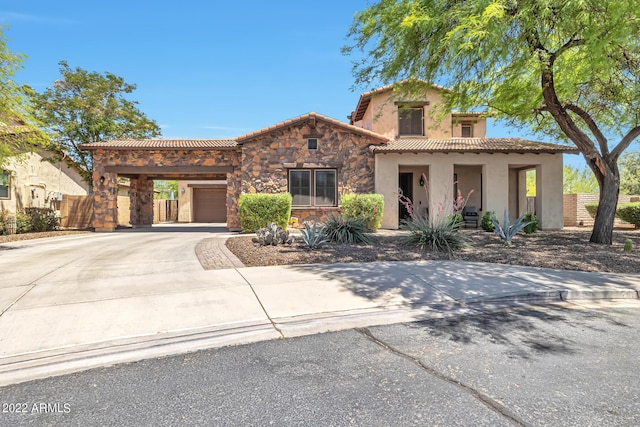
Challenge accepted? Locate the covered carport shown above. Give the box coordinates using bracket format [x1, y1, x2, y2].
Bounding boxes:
[80, 139, 241, 231]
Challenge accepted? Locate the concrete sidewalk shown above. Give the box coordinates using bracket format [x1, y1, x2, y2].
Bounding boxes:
[1, 258, 639, 386]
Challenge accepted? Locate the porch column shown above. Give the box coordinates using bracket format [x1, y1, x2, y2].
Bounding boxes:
[428, 161, 453, 221]
[92, 171, 118, 232]
[485, 163, 510, 217]
[130, 175, 154, 227]
[536, 157, 564, 229]
[375, 154, 400, 229]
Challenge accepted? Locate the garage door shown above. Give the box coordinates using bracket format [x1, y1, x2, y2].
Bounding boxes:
[193, 188, 227, 223]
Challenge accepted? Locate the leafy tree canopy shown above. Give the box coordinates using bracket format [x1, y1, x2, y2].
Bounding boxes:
[345, 0, 640, 244]
[0, 26, 45, 168]
[563, 165, 598, 194]
[31, 61, 161, 182]
[620, 151, 640, 195]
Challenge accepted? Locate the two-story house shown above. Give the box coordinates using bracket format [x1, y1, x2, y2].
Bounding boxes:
[81, 82, 577, 231]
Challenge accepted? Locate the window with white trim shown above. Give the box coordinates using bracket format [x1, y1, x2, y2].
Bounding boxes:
[398, 107, 424, 136]
[289, 169, 337, 207]
[0, 170, 9, 199]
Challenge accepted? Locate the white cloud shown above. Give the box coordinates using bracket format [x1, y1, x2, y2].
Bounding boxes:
[0, 11, 77, 25]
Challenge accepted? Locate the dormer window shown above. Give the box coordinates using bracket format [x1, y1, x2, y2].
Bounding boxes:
[307, 138, 318, 150]
[398, 107, 424, 136]
[461, 124, 473, 138]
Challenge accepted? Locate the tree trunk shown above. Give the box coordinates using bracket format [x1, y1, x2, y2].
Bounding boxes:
[590, 169, 619, 244]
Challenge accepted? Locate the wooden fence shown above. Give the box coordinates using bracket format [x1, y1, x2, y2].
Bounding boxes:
[59, 195, 93, 229]
[154, 199, 178, 223]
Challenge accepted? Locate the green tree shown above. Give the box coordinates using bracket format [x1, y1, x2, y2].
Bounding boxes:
[0, 27, 43, 168]
[154, 180, 179, 200]
[563, 165, 598, 194]
[31, 61, 161, 182]
[345, 0, 640, 244]
[619, 151, 640, 195]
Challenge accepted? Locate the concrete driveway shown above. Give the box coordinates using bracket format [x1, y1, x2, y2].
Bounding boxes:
[1, 224, 639, 386]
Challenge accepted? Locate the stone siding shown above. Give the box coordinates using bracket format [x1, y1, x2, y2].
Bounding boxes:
[91, 149, 241, 230]
[240, 120, 377, 225]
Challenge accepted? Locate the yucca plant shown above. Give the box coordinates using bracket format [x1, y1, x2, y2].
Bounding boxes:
[400, 212, 468, 255]
[491, 210, 532, 245]
[322, 214, 373, 244]
[300, 220, 329, 250]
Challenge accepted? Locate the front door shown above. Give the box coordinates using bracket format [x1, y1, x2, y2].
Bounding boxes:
[398, 173, 413, 222]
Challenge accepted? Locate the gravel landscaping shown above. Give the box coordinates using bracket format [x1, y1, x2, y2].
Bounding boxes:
[0, 229, 92, 245]
[226, 228, 640, 274]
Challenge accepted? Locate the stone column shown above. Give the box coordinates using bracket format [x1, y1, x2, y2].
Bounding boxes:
[92, 170, 118, 232]
[130, 175, 154, 227]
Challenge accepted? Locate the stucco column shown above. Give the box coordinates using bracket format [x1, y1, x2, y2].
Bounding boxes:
[92, 170, 118, 232]
[130, 175, 154, 227]
[485, 162, 510, 217]
[375, 154, 400, 229]
[536, 156, 564, 229]
[428, 161, 454, 221]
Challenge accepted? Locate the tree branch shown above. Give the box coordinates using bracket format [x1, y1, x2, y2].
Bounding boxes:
[550, 37, 585, 64]
[564, 103, 608, 154]
[611, 125, 640, 160]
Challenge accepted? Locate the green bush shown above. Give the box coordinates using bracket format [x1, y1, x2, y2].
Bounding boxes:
[24, 208, 59, 232]
[341, 193, 384, 232]
[400, 211, 468, 255]
[0, 210, 8, 235]
[522, 212, 539, 234]
[481, 211, 495, 232]
[616, 202, 640, 228]
[322, 214, 373, 245]
[585, 202, 598, 218]
[446, 213, 464, 229]
[239, 193, 292, 232]
[16, 212, 31, 234]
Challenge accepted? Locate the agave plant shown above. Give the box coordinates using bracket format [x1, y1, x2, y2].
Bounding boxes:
[300, 220, 329, 250]
[491, 210, 532, 245]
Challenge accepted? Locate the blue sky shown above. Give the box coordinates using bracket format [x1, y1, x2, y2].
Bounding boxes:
[1, 1, 587, 168]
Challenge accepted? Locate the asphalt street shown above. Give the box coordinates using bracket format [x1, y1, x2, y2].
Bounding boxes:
[2, 300, 639, 427]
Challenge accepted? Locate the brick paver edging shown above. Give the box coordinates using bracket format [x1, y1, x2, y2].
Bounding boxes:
[195, 237, 245, 270]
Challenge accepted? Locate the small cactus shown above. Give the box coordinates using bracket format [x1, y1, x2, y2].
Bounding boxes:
[623, 239, 633, 253]
[252, 222, 294, 246]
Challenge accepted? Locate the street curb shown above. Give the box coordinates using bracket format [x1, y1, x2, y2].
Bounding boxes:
[1, 289, 638, 387]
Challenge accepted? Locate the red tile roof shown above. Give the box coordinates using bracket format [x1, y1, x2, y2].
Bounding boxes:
[80, 139, 239, 150]
[372, 138, 580, 154]
[235, 112, 388, 144]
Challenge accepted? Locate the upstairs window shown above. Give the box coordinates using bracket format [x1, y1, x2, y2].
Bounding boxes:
[0, 171, 9, 199]
[461, 124, 473, 138]
[307, 138, 318, 150]
[398, 107, 424, 136]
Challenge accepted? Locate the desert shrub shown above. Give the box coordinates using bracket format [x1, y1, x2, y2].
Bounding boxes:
[239, 193, 292, 232]
[24, 208, 59, 232]
[322, 214, 373, 245]
[400, 211, 468, 255]
[585, 202, 598, 219]
[491, 211, 531, 245]
[252, 222, 294, 246]
[446, 213, 464, 229]
[522, 212, 539, 234]
[299, 220, 328, 250]
[341, 193, 384, 232]
[624, 239, 633, 253]
[481, 211, 495, 232]
[0, 210, 8, 235]
[616, 202, 640, 228]
[15, 212, 31, 234]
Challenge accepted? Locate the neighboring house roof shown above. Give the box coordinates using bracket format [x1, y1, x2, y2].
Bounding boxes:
[80, 139, 239, 150]
[235, 112, 388, 144]
[372, 138, 580, 154]
[350, 80, 450, 124]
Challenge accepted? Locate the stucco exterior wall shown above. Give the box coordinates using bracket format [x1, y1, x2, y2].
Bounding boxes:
[375, 152, 564, 230]
[0, 151, 88, 214]
[451, 118, 487, 138]
[240, 120, 378, 224]
[360, 89, 452, 139]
